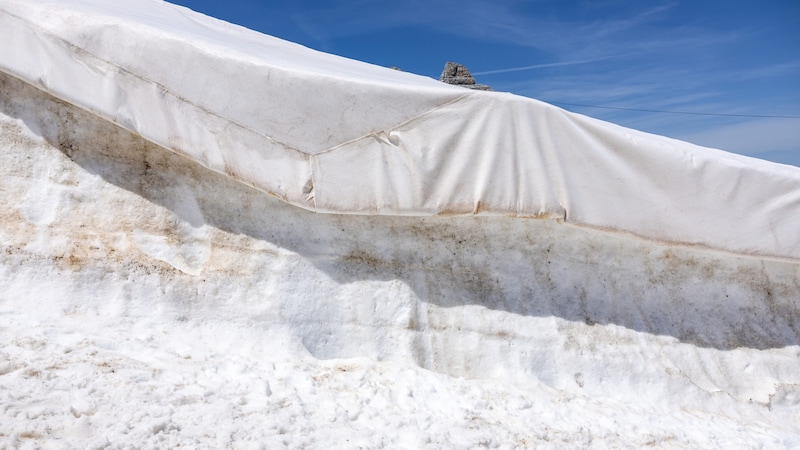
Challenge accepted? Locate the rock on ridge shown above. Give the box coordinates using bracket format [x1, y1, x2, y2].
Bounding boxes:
[439, 62, 492, 90]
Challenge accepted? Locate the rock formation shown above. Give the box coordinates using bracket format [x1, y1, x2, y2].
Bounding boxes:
[439, 62, 492, 90]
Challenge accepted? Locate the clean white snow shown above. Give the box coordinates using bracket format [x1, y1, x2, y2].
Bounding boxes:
[1, 0, 799, 448]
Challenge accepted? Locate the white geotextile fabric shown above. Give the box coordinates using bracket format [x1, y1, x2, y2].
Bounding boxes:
[1, 0, 799, 261]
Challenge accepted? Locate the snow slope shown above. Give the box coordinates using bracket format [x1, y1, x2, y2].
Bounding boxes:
[1, 0, 800, 448]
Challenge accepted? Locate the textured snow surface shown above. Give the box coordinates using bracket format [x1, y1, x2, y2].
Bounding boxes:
[2, 72, 800, 448]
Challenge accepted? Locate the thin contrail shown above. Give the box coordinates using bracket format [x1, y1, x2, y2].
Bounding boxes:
[472, 57, 613, 76]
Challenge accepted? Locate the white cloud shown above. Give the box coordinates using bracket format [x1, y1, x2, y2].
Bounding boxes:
[677, 118, 800, 164]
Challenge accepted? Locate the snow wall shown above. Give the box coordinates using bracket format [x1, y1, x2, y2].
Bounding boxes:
[2, 69, 800, 448]
[1, 0, 800, 447]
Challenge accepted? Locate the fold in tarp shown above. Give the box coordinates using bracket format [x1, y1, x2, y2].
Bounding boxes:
[2, 0, 799, 261]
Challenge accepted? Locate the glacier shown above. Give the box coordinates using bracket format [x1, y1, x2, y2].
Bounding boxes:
[1, 0, 799, 448]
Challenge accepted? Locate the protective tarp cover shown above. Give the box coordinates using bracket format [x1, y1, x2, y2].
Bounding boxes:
[1, 0, 799, 261]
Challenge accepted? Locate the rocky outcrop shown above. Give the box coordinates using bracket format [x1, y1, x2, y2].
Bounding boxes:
[439, 62, 492, 90]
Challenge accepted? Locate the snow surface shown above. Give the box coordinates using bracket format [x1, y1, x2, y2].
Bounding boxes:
[1, 0, 800, 448]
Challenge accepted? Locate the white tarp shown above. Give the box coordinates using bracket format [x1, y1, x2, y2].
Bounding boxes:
[1, 0, 799, 261]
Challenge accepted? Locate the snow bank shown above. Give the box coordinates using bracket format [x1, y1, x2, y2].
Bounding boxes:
[1, 0, 799, 261]
[1, 0, 800, 447]
[2, 69, 800, 448]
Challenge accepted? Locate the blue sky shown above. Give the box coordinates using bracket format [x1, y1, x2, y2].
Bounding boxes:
[170, 0, 800, 167]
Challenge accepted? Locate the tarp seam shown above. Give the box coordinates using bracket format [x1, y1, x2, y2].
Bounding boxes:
[0, 8, 308, 157]
[312, 93, 473, 156]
